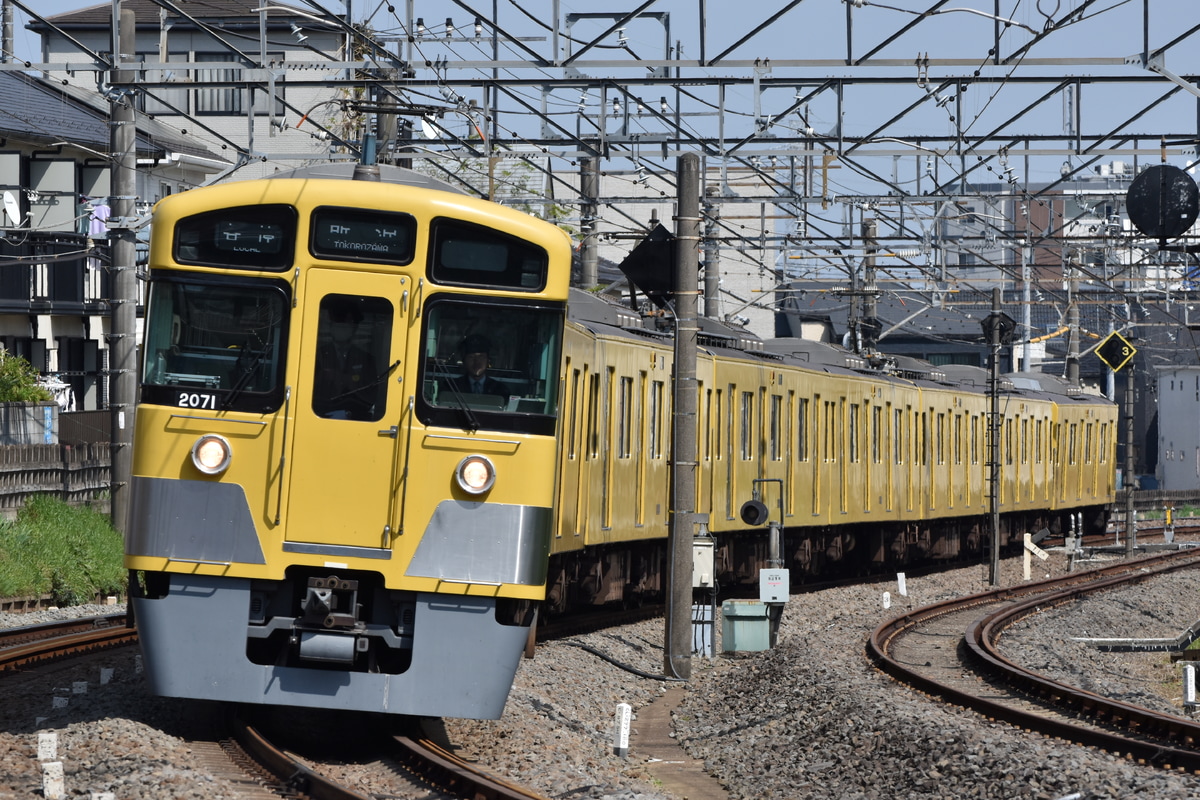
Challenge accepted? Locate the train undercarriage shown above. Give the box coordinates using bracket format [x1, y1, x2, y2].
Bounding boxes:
[542, 505, 1111, 614]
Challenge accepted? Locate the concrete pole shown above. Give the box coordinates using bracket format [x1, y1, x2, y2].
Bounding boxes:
[109, 4, 138, 534]
[1066, 258, 1080, 386]
[1124, 367, 1136, 556]
[862, 217, 877, 352]
[1022, 243, 1031, 371]
[988, 287, 1002, 586]
[703, 185, 719, 319]
[579, 156, 600, 288]
[2, 1, 11, 63]
[665, 153, 700, 680]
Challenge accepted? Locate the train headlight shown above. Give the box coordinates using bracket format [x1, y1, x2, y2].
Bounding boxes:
[455, 454, 495, 494]
[191, 434, 232, 475]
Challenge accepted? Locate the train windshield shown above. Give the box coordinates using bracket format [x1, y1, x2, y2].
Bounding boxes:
[418, 296, 562, 436]
[141, 276, 290, 413]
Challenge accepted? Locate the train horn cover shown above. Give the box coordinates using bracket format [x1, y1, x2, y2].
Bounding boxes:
[455, 454, 496, 495]
[739, 499, 771, 526]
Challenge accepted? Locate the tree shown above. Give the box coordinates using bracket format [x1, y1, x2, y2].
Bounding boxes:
[0, 353, 52, 403]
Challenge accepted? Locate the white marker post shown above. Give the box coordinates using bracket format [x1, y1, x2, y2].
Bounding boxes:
[37, 733, 57, 761]
[1023, 533, 1049, 581]
[882, 591, 891, 610]
[896, 572, 907, 597]
[1185, 664, 1197, 709]
[612, 703, 632, 758]
[42, 762, 64, 800]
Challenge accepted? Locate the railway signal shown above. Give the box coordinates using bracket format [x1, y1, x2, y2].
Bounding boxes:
[1094, 331, 1137, 372]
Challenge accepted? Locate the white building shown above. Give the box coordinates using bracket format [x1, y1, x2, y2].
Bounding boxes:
[1156, 366, 1200, 491]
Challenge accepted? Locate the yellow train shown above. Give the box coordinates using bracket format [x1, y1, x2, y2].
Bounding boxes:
[127, 163, 571, 718]
[545, 290, 1116, 610]
[127, 162, 1116, 719]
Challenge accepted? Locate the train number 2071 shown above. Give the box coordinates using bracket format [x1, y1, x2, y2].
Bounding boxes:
[178, 392, 217, 409]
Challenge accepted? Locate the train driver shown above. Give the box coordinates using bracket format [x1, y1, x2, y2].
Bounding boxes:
[446, 334, 508, 396]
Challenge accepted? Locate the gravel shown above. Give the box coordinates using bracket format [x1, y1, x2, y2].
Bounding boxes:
[3, 548, 1200, 800]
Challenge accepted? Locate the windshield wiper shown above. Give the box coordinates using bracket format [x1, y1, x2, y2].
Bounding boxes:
[222, 346, 267, 409]
[435, 364, 480, 432]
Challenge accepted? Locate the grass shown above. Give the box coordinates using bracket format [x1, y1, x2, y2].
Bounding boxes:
[0, 495, 125, 605]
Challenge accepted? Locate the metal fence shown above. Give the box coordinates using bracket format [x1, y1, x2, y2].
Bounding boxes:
[59, 410, 111, 445]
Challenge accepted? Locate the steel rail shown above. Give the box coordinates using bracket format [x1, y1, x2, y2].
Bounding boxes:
[393, 735, 552, 800]
[867, 549, 1200, 772]
[0, 613, 134, 672]
[230, 714, 552, 799]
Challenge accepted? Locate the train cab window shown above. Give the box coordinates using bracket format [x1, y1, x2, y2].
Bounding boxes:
[417, 296, 562, 436]
[310, 295, 394, 421]
[141, 276, 290, 413]
[429, 218, 548, 290]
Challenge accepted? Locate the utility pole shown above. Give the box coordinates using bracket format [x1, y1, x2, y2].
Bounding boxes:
[108, 3, 137, 534]
[982, 288, 1013, 587]
[2, 0, 11, 63]
[862, 217, 879, 352]
[666, 153, 700, 681]
[1124, 367, 1136, 556]
[703, 185, 719, 319]
[1066, 256, 1080, 386]
[579, 156, 600, 288]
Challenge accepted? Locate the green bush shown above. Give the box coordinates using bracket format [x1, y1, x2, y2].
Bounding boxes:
[0, 352, 52, 403]
[0, 496, 125, 604]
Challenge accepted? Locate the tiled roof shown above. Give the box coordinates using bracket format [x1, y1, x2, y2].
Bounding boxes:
[0, 70, 224, 163]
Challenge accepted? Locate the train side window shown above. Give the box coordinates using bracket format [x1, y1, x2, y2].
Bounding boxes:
[797, 397, 810, 462]
[650, 380, 665, 459]
[894, 407, 903, 464]
[848, 403, 859, 463]
[769, 394, 782, 461]
[429, 218, 548, 290]
[587, 374, 600, 457]
[568, 368, 580, 460]
[618, 377, 633, 458]
[740, 392, 754, 460]
[311, 295, 393, 421]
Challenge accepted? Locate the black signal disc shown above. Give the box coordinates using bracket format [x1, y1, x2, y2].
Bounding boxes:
[1126, 163, 1199, 241]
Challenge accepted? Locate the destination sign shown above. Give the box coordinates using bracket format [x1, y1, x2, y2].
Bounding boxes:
[311, 208, 416, 264]
[213, 220, 285, 254]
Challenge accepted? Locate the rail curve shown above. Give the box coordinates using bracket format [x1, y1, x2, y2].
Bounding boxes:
[868, 549, 1200, 772]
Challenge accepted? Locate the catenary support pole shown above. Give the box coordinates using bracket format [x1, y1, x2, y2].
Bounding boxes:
[579, 156, 600, 288]
[666, 152, 700, 680]
[108, 3, 137, 535]
[1124, 366, 1136, 556]
[987, 287, 1002, 586]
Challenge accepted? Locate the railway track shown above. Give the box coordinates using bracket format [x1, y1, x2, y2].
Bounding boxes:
[230, 713, 553, 800]
[0, 612, 134, 671]
[868, 547, 1200, 772]
[0, 614, 551, 799]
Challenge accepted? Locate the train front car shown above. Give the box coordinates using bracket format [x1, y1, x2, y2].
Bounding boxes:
[127, 164, 570, 719]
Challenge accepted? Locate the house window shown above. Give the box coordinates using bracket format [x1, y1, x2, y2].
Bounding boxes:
[195, 53, 243, 114]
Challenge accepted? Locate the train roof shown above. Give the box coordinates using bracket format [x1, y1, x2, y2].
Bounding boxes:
[568, 289, 1112, 405]
[265, 163, 463, 194]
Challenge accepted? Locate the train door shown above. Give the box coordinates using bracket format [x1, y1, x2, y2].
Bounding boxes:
[287, 269, 408, 551]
